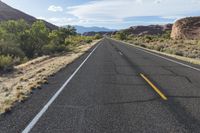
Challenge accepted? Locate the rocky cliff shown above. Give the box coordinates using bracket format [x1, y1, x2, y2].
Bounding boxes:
[171, 17, 200, 39]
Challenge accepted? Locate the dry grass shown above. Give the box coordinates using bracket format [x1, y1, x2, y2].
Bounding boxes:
[126, 39, 200, 60]
[116, 39, 200, 65]
[0, 40, 99, 114]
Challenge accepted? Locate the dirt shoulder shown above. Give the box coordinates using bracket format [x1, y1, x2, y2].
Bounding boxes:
[0, 40, 100, 114]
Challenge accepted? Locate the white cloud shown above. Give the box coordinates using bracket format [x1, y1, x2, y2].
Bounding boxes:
[48, 5, 63, 12]
[161, 16, 184, 20]
[37, 17, 86, 26]
[136, 0, 143, 4]
[40, 0, 200, 28]
[154, 0, 162, 4]
[67, 0, 200, 21]
[37, 16, 46, 20]
[48, 17, 76, 25]
[38, 16, 123, 26]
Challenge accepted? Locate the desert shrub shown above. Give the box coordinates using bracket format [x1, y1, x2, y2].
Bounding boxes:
[42, 44, 56, 54]
[161, 30, 171, 39]
[94, 33, 102, 39]
[186, 52, 197, 58]
[154, 45, 164, 51]
[0, 41, 25, 58]
[42, 43, 69, 55]
[144, 35, 153, 41]
[164, 48, 175, 54]
[19, 21, 49, 58]
[85, 38, 92, 43]
[64, 39, 72, 46]
[0, 55, 13, 71]
[175, 51, 184, 56]
[0, 19, 29, 42]
[0, 19, 96, 69]
[147, 45, 154, 49]
[114, 32, 127, 40]
[61, 25, 77, 37]
[134, 43, 140, 46]
[127, 34, 136, 39]
[65, 36, 93, 46]
[0, 19, 29, 35]
[65, 36, 80, 46]
[159, 39, 164, 43]
[49, 27, 76, 46]
[55, 45, 69, 53]
[140, 44, 146, 48]
[197, 40, 200, 45]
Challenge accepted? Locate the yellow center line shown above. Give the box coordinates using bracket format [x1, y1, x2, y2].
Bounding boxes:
[140, 73, 168, 100]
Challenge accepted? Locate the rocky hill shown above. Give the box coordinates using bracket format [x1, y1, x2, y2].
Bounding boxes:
[171, 16, 200, 39]
[0, 1, 57, 29]
[83, 24, 172, 36]
[72, 25, 114, 34]
[122, 24, 172, 36]
[83, 31, 116, 36]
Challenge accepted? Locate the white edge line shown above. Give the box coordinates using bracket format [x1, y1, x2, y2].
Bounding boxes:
[119, 51, 123, 55]
[112, 38, 200, 72]
[22, 42, 101, 133]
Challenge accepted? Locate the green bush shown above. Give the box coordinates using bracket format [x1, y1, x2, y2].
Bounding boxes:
[20, 21, 49, 58]
[115, 32, 127, 40]
[64, 39, 72, 46]
[85, 39, 92, 44]
[0, 19, 96, 69]
[154, 45, 164, 51]
[0, 19, 29, 42]
[0, 41, 25, 58]
[42, 43, 69, 55]
[164, 48, 176, 54]
[94, 33, 102, 39]
[175, 51, 184, 56]
[55, 45, 68, 53]
[161, 30, 171, 39]
[140, 44, 146, 48]
[65, 36, 93, 46]
[42, 44, 56, 54]
[0, 55, 13, 71]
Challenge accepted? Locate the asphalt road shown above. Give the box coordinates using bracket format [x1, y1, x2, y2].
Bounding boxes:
[1, 38, 200, 133]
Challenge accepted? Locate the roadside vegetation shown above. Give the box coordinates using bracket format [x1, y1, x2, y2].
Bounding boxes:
[0, 19, 101, 114]
[0, 19, 96, 72]
[112, 30, 200, 59]
[0, 41, 98, 114]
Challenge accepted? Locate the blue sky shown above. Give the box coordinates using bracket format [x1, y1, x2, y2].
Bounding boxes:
[2, 0, 200, 29]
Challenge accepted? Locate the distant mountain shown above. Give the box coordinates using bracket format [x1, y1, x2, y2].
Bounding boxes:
[83, 31, 116, 36]
[122, 24, 172, 36]
[0, 1, 57, 29]
[65, 25, 115, 34]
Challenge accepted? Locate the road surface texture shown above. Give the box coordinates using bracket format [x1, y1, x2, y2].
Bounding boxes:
[1, 38, 200, 133]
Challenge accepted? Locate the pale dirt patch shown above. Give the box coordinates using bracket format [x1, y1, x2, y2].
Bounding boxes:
[0, 40, 99, 114]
